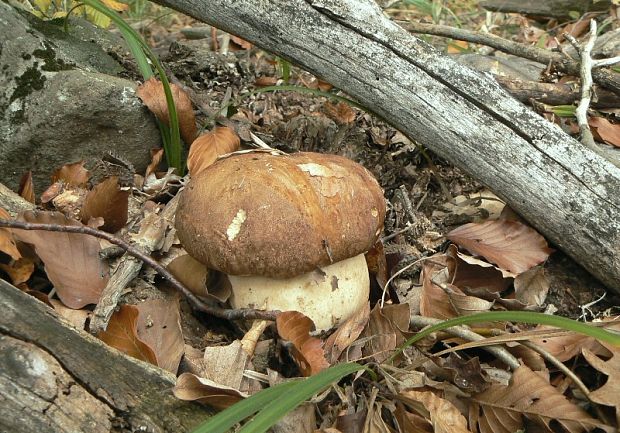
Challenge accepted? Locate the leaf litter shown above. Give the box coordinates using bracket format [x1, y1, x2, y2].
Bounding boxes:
[3, 5, 620, 432]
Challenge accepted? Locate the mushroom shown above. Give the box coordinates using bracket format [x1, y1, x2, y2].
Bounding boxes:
[175, 151, 386, 331]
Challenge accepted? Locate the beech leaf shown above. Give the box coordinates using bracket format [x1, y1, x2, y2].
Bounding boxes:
[276, 311, 330, 376]
[187, 127, 241, 177]
[51, 160, 90, 187]
[0, 208, 22, 261]
[13, 210, 108, 309]
[447, 219, 553, 275]
[136, 78, 197, 145]
[81, 176, 129, 233]
[18, 171, 35, 204]
[97, 305, 157, 365]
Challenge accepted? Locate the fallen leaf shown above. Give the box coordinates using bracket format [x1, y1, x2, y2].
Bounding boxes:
[583, 342, 620, 425]
[101, 0, 128, 11]
[51, 160, 90, 187]
[13, 211, 109, 309]
[230, 35, 253, 50]
[166, 254, 209, 297]
[136, 78, 197, 145]
[514, 265, 550, 306]
[447, 219, 553, 275]
[442, 354, 491, 393]
[135, 297, 185, 373]
[420, 252, 458, 320]
[187, 127, 240, 177]
[362, 303, 410, 363]
[0, 257, 34, 285]
[173, 372, 247, 409]
[81, 176, 129, 233]
[276, 311, 330, 376]
[145, 148, 164, 179]
[97, 305, 157, 365]
[49, 298, 91, 330]
[255, 76, 279, 87]
[399, 390, 472, 433]
[0, 208, 22, 260]
[590, 117, 620, 147]
[365, 241, 389, 291]
[449, 245, 511, 293]
[323, 101, 356, 125]
[18, 171, 35, 204]
[470, 365, 614, 433]
[324, 302, 370, 363]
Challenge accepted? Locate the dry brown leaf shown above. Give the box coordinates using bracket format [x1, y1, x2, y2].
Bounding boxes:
[420, 252, 458, 320]
[447, 219, 553, 275]
[394, 402, 433, 433]
[166, 254, 209, 297]
[230, 35, 253, 50]
[97, 305, 157, 365]
[136, 78, 197, 145]
[448, 245, 510, 293]
[81, 176, 129, 233]
[173, 372, 247, 409]
[51, 160, 90, 187]
[470, 365, 614, 433]
[49, 298, 91, 330]
[444, 284, 494, 316]
[514, 265, 549, 306]
[323, 101, 356, 125]
[400, 390, 472, 433]
[365, 241, 388, 290]
[442, 354, 491, 393]
[18, 171, 35, 204]
[362, 303, 410, 363]
[255, 76, 279, 87]
[324, 302, 370, 363]
[583, 343, 620, 425]
[187, 127, 240, 177]
[0, 208, 22, 261]
[134, 297, 185, 373]
[590, 117, 620, 147]
[0, 258, 34, 285]
[145, 148, 164, 179]
[13, 210, 108, 309]
[276, 311, 330, 376]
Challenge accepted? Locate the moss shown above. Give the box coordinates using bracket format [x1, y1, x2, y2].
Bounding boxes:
[33, 41, 72, 72]
[9, 63, 46, 104]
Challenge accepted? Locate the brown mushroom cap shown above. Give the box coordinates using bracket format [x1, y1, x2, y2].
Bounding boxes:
[175, 151, 386, 278]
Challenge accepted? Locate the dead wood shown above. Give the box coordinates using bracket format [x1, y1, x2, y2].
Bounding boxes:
[480, 0, 610, 19]
[150, 0, 620, 292]
[0, 279, 212, 433]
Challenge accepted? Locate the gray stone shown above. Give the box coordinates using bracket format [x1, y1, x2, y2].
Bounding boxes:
[0, 2, 160, 192]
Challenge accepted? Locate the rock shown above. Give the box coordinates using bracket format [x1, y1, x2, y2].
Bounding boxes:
[0, 3, 161, 193]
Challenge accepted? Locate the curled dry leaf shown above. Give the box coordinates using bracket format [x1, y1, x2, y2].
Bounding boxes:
[323, 101, 356, 125]
[324, 302, 370, 363]
[514, 265, 550, 306]
[136, 78, 197, 145]
[276, 311, 330, 376]
[420, 252, 458, 320]
[583, 343, 620, 425]
[589, 117, 620, 148]
[51, 160, 90, 187]
[81, 176, 129, 233]
[399, 390, 473, 433]
[362, 303, 410, 363]
[0, 258, 34, 286]
[173, 373, 247, 410]
[18, 171, 35, 204]
[97, 305, 157, 365]
[166, 253, 209, 297]
[49, 298, 91, 330]
[470, 365, 615, 433]
[187, 126, 241, 177]
[447, 219, 553, 275]
[134, 297, 185, 374]
[13, 210, 109, 309]
[0, 208, 22, 260]
[145, 148, 164, 180]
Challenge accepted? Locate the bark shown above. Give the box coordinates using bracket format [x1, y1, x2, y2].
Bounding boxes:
[150, 0, 620, 292]
[0, 280, 211, 433]
[480, 0, 611, 19]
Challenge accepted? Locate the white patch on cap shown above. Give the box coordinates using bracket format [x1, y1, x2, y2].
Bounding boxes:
[297, 163, 335, 177]
[226, 209, 246, 241]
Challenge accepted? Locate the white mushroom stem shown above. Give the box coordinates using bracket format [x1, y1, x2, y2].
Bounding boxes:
[228, 253, 370, 331]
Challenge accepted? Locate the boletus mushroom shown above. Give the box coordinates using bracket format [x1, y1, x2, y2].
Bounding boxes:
[175, 151, 386, 331]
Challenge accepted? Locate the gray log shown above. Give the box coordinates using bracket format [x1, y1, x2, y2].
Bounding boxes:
[0, 280, 211, 433]
[480, 0, 610, 19]
[150, 0, 620, 292]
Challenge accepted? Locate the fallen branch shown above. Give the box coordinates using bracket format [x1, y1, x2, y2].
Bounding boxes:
[0, 218, 279, 322]
[400, 20, 620, 96]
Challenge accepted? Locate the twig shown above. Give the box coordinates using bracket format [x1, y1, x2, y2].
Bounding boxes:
[565, 20, 598, 152]
[410, 314, 520, 370]
[399, 20, 620, 96]
[0, 218, 279, 321]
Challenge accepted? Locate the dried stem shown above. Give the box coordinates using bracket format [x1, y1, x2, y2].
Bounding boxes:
[0, 218, 279, 321]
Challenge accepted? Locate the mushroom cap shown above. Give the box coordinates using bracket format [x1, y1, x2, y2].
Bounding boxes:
[175, 151, 385, 278]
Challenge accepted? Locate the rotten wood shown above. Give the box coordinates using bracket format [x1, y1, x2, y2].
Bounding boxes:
[0, 279, 212, 433]
[150, 0, 620, 292]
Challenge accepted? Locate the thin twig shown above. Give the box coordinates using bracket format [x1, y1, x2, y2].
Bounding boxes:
[410, 314, 520, 370]
[565, 20, 598, 152]
[399, 20, 620, 96]
[0, 218, 279, 321]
